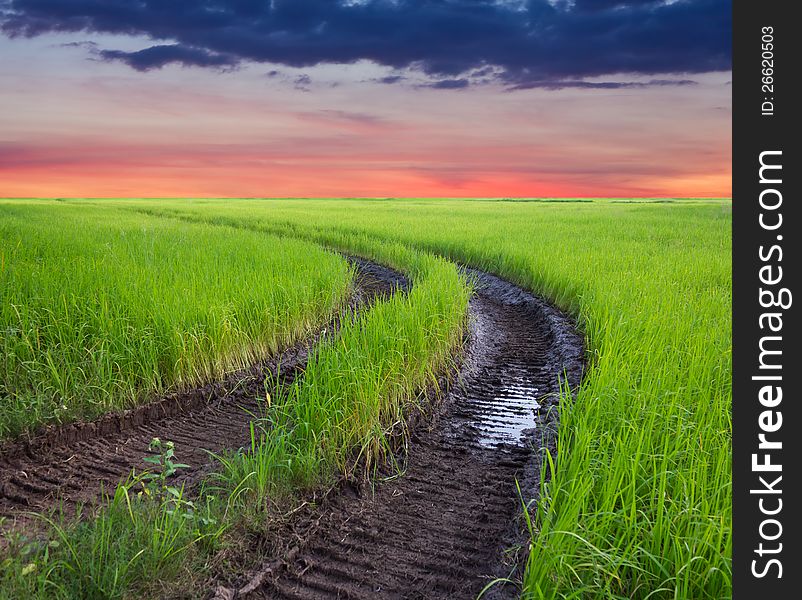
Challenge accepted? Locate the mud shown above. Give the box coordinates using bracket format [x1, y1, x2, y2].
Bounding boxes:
[0, 257, 585, 600]
[0, 257, 408, 526]
[222, 268, 585, 600]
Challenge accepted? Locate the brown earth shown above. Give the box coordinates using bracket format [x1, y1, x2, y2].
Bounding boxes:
[215, 267, 585, 600]
[0, 258, 585, 600]
[0, 257, 408, 528]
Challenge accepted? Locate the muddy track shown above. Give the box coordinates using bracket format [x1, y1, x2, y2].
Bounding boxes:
[222, 268, 585, 600]
[0, 258, 409, 526]
[1, 256, 585, 600]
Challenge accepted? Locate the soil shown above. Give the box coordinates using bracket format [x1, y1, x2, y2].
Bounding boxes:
[0, 258, 585, 600]
[216, 267, 585, 600]
[0, 257, 408, 527]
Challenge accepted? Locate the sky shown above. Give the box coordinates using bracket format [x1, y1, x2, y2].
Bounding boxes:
[0, 0, 732, 198]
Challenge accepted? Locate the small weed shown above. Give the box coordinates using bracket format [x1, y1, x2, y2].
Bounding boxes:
[140, 438, 218, 530]
[141, 437, 190, 495]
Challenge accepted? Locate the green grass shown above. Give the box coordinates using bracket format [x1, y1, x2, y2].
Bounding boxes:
[1, 469, 227, 599]
[0, 205, 470, 599]
[0, 198, 731, 599]
[214, 242, 468, 503]
[107, 198, 730, 599]
[0, 201, 352, 439]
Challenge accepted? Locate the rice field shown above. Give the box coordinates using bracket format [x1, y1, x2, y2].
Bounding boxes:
[0, 202, 352, 439]
[0, 198, 731, 600]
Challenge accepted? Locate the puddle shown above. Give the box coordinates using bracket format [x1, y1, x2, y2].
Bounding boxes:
[222, 264, 586, 600]
[474, 373, 541, 447]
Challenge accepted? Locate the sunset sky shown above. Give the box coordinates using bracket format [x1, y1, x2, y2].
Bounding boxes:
[0, 1, 731, 198]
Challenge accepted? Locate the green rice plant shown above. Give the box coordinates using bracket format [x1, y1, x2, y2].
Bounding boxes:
[1, 197, 731, 599]
[1, 206, 471, 598]
[214, 243, 469, 506]
[118, 197, 730, 599]
[0, 201, 352, 438]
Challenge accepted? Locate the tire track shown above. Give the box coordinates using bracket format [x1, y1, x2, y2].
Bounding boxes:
[227, 268, 585, 600]
[1, 255, 585, 600]
[0, 258, 408, 527]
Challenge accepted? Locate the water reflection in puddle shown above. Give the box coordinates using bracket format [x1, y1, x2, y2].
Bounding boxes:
[473, 375, 541, 447]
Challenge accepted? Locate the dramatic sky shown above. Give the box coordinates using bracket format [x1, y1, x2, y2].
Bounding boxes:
[0, 0, 731, 198]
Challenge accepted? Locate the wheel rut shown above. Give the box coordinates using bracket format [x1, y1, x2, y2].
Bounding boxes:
[1, 257, 585, 600]
[230, 268, 585, 600]
[0, 258, 408, 528]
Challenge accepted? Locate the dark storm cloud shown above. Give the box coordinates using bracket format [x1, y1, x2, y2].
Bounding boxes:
[99, 44, 238, 71]
[1, 0, 731, 87]
[55, 39, 96, 49]
[375, 75, 406, 85]
[570, 0, 666, 12]
[507, 77, 699, 91]
[425, 78, 470, 90]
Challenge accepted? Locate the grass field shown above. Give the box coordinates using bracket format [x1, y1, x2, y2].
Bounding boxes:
[0, 198, 731, 599]
[215, 244, 468, 503]
[0, 202, 352, 439]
